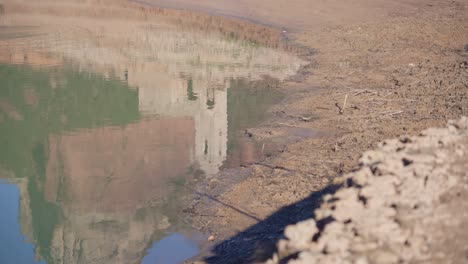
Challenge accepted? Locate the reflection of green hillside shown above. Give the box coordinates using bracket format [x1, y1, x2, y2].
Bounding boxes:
[0, 64, 140, 264]
[226, 78, 283, 153]
[27, 175, 61, 264]
[0, 64, 140, 179]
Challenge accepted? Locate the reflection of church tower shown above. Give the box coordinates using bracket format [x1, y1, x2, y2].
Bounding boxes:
[192, 78, 228, 176]
[135, 65, 228, 176]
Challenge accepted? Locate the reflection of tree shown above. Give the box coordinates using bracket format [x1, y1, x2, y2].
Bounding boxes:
[27, 168, 61, 264]
[0, 64, 141, 263]
[0, 64, 139, 180]
[187, 79, 198, 101]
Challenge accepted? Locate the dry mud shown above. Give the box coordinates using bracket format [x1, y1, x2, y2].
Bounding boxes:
[180, 0, 467, 257]
[267, 117, 468, 264]
[172, 0, 468, 263]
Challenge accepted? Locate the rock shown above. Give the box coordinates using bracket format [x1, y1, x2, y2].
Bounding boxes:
[369, 249, 399, 264]
[157, 215, 171, 230]
[284, 219, 318, 250]
[265, 117, 468, 264]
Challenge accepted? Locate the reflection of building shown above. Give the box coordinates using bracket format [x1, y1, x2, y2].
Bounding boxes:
[45, 118, 195, 212]
[42, 118, 195, 263]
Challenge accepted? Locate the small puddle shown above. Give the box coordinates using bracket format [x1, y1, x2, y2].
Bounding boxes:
[0, 1, 306, 263]
[141, 233, 204, 264]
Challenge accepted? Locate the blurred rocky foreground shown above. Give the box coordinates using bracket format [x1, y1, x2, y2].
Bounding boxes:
[266, 117, 468, 264]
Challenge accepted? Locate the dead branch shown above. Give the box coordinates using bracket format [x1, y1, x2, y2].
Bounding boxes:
[352, 89, 378, 96]
[299, 116, 313, 121]
[335, 103, 343, 114]
[387, 110, 404, 116]
[342, 94, 348, 112]
[278, 122, 299, 127]
[336, 94, 348, 114]
[377, 110, 404, 116]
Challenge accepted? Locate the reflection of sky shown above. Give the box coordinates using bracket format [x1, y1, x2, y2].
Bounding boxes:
[0, 181, 45, 264]
[141, 233, 199, 264]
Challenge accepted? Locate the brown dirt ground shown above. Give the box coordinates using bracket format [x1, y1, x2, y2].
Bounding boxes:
[136, 0, 468, 262]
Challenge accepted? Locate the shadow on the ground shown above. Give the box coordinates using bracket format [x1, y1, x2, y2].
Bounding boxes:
[203, 183, 341, 264]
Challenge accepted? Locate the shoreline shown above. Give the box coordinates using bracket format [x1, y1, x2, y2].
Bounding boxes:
[133, 0, 468, 262]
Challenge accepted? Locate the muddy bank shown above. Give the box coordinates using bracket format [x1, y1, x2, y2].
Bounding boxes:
[267, 117, 468, 264]
[158, 0, 468, 262]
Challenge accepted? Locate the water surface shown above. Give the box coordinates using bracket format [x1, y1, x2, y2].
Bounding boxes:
[0, 1, 305, 263]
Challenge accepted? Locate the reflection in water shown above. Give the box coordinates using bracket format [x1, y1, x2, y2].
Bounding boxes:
[0, 181, 45, 264]
[0, 0, 305, 263]
[141, 233, 202, 264]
